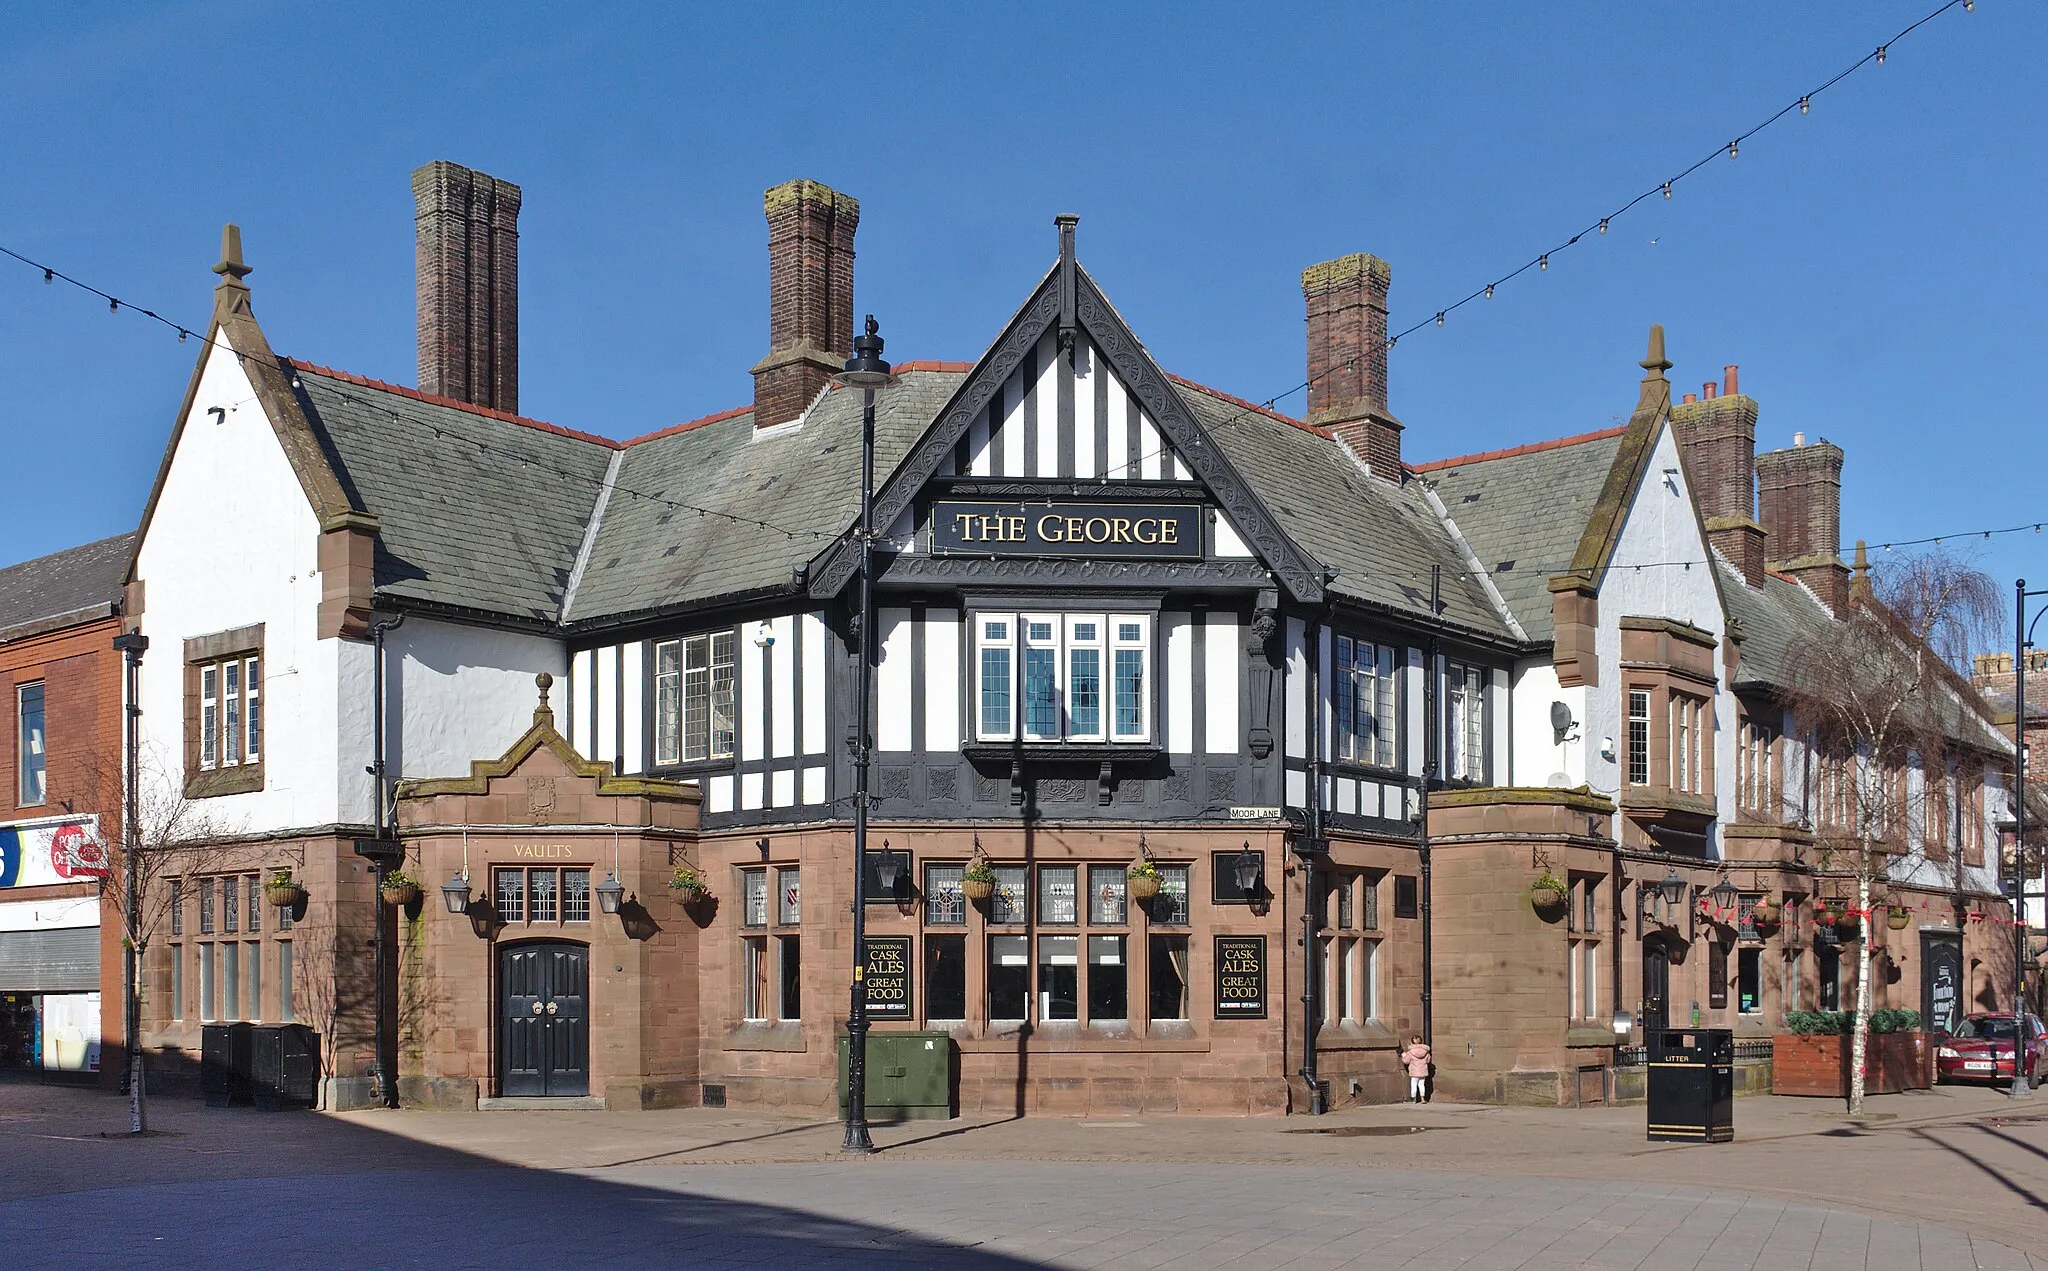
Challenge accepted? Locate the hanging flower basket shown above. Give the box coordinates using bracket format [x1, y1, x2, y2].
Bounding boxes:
[1833, 911, 1863, 940]
[1529, 871, 1567, 913]
[962, 860, 998, 901]
[380, 870, 421, 908]
[1750, 899, 1780, 928]
[1887, 906, 1912, 931]
[1127, 860, 1162, 901]
[264, 869, 307, 911]
[669, 867, 709, 903]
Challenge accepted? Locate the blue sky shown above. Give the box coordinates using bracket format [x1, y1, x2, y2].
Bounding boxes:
[3, 2, 2042, 608]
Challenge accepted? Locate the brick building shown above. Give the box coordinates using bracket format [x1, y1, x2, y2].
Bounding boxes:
[112, 163, 2020, 1114]
[0, 533, 130, 1081]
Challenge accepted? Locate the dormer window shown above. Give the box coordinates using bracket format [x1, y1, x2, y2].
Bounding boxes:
[972, 611, 1151, 744]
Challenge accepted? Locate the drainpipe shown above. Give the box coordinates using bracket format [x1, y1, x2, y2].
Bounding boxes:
[1417, 566, 1441, 1053]
[368, 612, 405, 1109]
[1298, 601, 1329, 1114]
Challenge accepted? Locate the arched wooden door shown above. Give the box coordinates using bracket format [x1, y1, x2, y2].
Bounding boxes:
[500, 941, 589, 1097]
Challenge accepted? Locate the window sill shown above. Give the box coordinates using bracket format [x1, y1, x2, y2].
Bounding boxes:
[724, 1021, 806, 1052]
[1315, 1021, 1402, 1050]
[963, 743, 1162, 765]
[1566, 1025, 1619, 1048]
[186, 767, 264, 800]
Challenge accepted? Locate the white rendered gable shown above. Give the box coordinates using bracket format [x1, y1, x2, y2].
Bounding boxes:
[134, 341, 344, 831]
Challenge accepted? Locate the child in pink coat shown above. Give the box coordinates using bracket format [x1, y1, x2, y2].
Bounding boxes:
[1399, 1036, 1431, 1103]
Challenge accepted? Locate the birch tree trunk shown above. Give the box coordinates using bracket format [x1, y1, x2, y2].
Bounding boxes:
[1849, 865, 1873, 1114]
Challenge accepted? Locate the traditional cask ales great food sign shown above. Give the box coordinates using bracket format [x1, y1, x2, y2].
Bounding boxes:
[932, 500, 1203, 559]
[864, 936, 913, 1020]
[1214, 935, 1267, 1019]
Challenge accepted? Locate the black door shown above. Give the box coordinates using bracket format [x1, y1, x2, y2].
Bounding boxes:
[500, 942, 589, 1097]
[1642, 938, 1670, 1036]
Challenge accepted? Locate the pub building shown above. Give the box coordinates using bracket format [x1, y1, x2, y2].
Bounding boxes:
[126, 166, 2016, 1114]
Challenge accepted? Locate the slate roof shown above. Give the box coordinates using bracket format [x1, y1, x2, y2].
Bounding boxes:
[1177, 388, 1515, 642]
[1415, 430, 1627, 644]
[0, 533, 134, 641]
[570, 370, 964, 625]
[291, 366, 617, 624]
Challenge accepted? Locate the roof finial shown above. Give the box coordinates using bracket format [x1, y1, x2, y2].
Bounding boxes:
[1056, 214, 1079, 359]
[1849, 538, 1873, 605]
[212, 223, 252, 285]
[1639, 323, 1670, 381]
[534, 671, 556, 728]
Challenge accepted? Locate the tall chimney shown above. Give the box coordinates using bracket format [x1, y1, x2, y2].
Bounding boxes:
[1302, 253, 1402, 478]
[412, 161, 521, 413]
[1755, 435, 1850, 614]
[1669, 363, 1765, 586]
[752, 179, 860, 429]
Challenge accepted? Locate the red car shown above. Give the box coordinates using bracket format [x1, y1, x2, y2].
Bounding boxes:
[1935, 1013, 2048, 1084]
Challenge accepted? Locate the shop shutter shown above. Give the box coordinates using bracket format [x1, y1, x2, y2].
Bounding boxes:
[0, 927, 100, 992]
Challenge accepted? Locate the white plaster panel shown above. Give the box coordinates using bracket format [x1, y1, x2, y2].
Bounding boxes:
[1512, 660, 1583, 788]
[969, 404, 992, 476]
[1166, 612, 1193, 753]
[877, 608, 914, 751]
[770, 613, 796, 758]
[1286, 768, 1306, 808]
[771, 768, 795, 808]
[1205, 612, 1239, 754]
[1213, 514, 1252, 558]
[1105, 381, 1130, 480]
[594, 645, 618, 765]
[739, 624, 766, 762]
[925, 609, 960, 752]
[621, 642, 644, 775]
[708, 774, 734, 814]
[801, 612, 828, 756]
[1032, 329, 1059, 476]
[570, 648, 594, 750]
[740, 771, 764, 810]
[1404, 649, 1426, 779]
[1072, 338, 1098, 479]
[1284, 618, 1308, 759]
[386, 619, 567, 782]
[1001, 376, 1025, 475]
[802, 766, 826, 806]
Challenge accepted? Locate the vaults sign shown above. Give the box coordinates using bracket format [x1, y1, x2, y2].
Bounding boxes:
[932, 500, 1202, 559]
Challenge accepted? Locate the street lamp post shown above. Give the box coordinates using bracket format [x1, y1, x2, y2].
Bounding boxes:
[836, 316, 890, 1154]
[112, 630, 148, 1134]
[2011, 579, 2048, 1097]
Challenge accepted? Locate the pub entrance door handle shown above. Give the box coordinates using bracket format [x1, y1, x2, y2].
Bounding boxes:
[545, 1001, 559, 1016]
[530, 1002, 544, 1015]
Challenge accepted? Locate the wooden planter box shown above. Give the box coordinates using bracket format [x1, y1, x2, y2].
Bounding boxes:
[1772, 1031, 1931, 1097]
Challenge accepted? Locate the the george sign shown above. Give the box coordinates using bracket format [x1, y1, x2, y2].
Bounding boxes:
[864, 935, 913, 1019]
[931, 500, 1203, 559]
[0, 818, 107, 888]
[1214, 935, 1267, 1019]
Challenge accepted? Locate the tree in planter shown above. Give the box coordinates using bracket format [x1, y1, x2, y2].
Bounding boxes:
[1780, 548, 2003, 1114]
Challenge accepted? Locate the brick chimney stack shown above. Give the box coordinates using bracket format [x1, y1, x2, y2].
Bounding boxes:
[1302, 253, 1402, 479]
[1755, 433, 1850, 614]
[751, 179, 860, 429]
[412, 161, 521, 414]
[1669, 363, 1766, 586]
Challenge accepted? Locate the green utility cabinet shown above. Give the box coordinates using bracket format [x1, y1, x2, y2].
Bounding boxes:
[837, 1030, 957, 1121]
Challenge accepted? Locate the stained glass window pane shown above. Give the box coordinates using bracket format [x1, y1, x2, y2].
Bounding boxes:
[495, 868, 524, 923]
[563, 869, 590, 922]
[1089, 865, 1126, 925]
[990, 866, 1028, 925]
[1039, 866, 1077, 925]
[925, 863, 965, 925]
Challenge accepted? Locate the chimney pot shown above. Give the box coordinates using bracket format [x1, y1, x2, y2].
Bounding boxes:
[1756, 435, 1848, 614]
[1681, 392, 1698, 404]
[752, 179, 861, 429]
[1722, 364, 1739, 396]
[1670, 347, 1764, 586]
[413, 161, 521, 413]
[1702, 382, 1718, 400]
[1793, 431, 1805, 447]
[1302, 253, 1401, 478]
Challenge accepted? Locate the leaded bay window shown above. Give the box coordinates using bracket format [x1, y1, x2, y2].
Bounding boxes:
[492, 868, 591, 926]
[1671, 693, 1706, 795]
[654, 631, 735, 765]
[973, 612, 1151, 744]
[1333, 636, 1397, 768]
[1626, 689, 1651, 786]
[1737, 719, 1778, 817]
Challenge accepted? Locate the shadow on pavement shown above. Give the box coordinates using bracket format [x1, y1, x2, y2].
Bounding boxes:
[0, 1084, 1037, 1269]
[1908, 1123, 2048, 1214]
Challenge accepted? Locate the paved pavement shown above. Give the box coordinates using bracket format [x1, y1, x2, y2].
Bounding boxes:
[3, 1079, 2044, 1269]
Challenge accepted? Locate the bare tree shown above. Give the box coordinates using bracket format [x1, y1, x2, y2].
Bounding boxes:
[1780, 549, 2004, 1112]
[80, 743, 244, 1127]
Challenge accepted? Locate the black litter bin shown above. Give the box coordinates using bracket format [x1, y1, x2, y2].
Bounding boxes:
[200, 1022, 254, 1108]
[1646, 1028, 1733, 1143]
[279, 1024, 320, 1107]
[250, 1026, 319, 1110]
